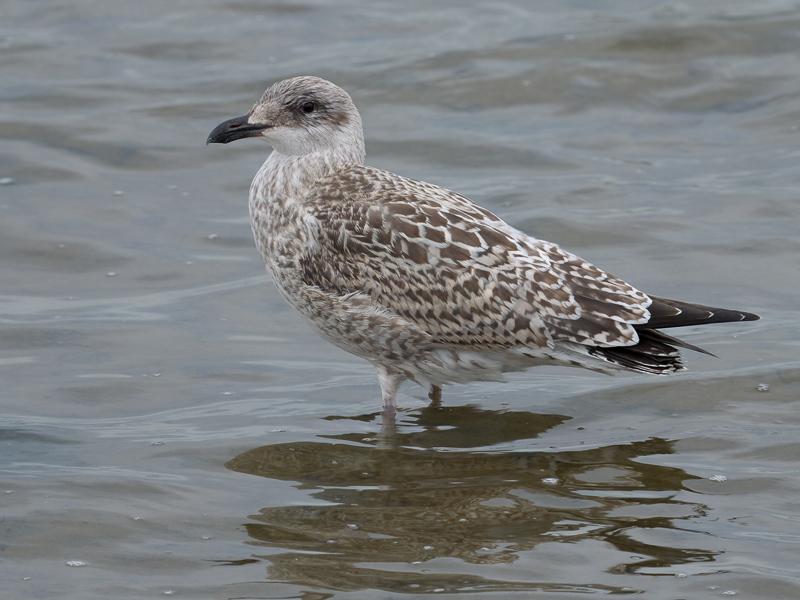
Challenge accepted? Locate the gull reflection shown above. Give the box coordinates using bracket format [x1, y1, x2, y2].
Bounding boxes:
[226, 404, 714, 595]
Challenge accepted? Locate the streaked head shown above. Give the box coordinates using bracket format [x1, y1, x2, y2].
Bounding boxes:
[207, 76, 363, 157]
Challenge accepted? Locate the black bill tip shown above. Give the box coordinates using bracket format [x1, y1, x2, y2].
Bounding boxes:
[206, 115, 270, 145]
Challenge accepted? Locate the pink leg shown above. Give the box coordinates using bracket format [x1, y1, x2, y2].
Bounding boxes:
[428, 384, 442, 406]
[376, 365, 401, 416]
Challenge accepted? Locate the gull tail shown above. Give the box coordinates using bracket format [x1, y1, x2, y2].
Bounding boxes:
[587, 296, 759, 375]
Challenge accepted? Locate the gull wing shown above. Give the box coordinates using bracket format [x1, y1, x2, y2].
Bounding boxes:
[301, 165, 652, 353]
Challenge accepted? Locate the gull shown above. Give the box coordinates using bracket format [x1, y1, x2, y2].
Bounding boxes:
[207, 76, 759, 412]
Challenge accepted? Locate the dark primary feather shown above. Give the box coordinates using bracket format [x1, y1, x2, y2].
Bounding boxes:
[645, 296, 759, 329]
[589, 297, 759, 374]
[638, 328, 716, 357]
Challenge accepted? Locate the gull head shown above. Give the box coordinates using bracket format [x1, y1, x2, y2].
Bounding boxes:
[207, 76, 363, 157]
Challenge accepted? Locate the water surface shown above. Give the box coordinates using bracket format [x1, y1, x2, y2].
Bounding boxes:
[1, 1, 798, 598]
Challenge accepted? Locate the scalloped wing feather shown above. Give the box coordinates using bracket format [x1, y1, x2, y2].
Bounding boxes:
[302, 165, 651, 352]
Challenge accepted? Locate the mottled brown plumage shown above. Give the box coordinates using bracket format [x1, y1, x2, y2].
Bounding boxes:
[208, 76, 759, 410]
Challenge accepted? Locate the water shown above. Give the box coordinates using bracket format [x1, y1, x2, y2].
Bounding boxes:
[1, 1, 798, 598]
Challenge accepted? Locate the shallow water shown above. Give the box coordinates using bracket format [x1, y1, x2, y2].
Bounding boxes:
[1, 1, 798, 598]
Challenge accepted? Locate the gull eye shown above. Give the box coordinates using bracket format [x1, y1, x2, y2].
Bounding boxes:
[301, 101, 315, 114]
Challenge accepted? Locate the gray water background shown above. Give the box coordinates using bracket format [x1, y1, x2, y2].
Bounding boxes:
[1, 1, 798, 598]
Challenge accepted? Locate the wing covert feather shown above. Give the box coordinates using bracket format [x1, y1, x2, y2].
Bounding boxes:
[302, 165, 651, 349]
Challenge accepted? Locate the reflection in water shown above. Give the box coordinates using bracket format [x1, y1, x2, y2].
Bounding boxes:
[226, 405, 714, 595]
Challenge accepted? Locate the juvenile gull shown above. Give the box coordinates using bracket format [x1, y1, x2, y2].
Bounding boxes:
[207, 76, 759, 411]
